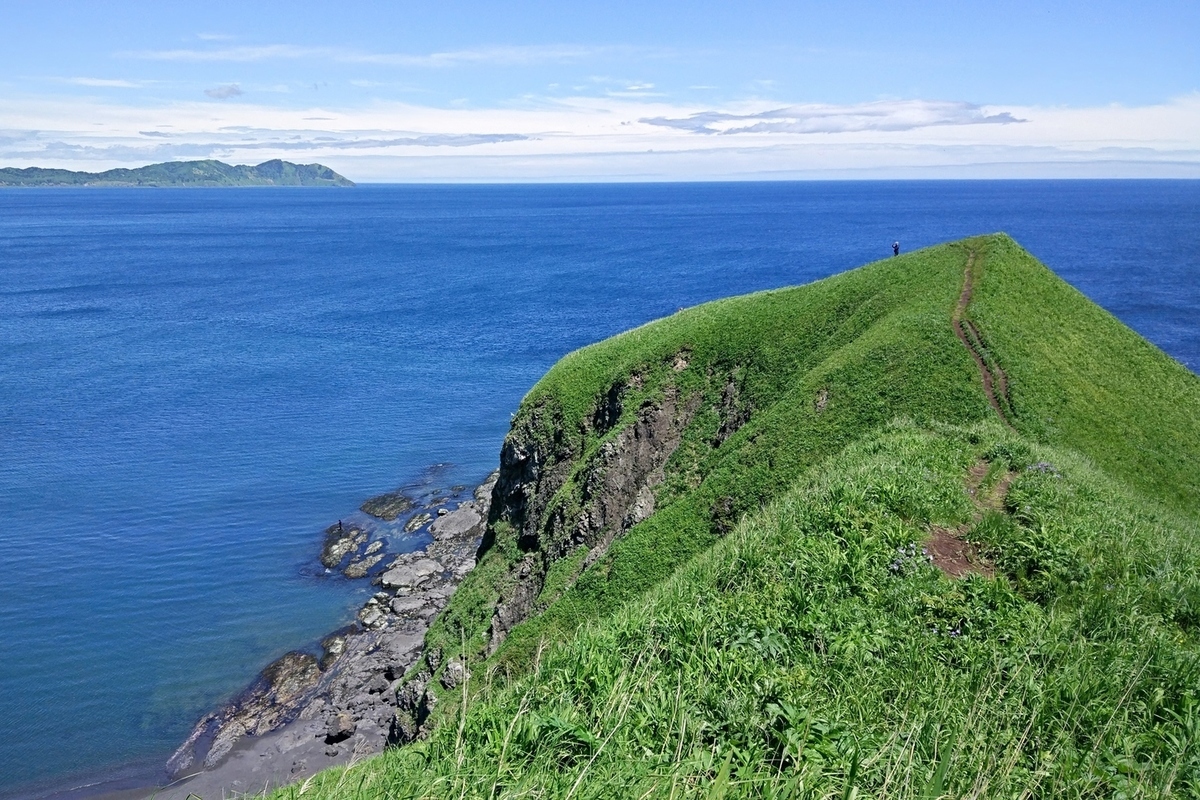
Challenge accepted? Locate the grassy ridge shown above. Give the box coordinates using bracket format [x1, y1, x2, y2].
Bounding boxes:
[431, 238, 992, 676]
[281, 422, 1200, 797]
[970, 235, 1200, 510]
[273, 234, 1200, 797]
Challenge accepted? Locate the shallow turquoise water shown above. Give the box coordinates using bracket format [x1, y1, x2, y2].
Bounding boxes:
[0, 182, 1196, 797]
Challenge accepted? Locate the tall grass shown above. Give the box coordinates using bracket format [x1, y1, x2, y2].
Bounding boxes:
[275, 421, 1200, 798]
[268, 235, 1200, 798]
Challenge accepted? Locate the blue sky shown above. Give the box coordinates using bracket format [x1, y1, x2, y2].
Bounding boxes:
[3, 0, 1198, 180]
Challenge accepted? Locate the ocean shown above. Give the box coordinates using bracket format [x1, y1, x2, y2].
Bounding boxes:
[1, 181, 1197, 797]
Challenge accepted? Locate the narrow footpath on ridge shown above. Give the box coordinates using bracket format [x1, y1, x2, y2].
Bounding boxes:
[952, 249, 1016, 431]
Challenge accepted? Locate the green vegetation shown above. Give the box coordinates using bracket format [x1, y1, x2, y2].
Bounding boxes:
[275, 234, 1200, 797]
[0, 159, 353, 187]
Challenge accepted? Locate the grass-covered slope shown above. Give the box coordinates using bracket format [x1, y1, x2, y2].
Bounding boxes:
[277, 234, 1200, 798]
[285, 422, 1200, 798]
[0, 159, 353, 187]
[438, 237, 994, 676]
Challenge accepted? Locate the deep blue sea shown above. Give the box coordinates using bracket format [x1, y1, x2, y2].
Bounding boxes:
[1, 182, 1197, 798]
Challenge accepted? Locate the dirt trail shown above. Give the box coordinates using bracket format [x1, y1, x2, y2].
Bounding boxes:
[927, 459, 1015, 579]
[952, 250, 1015, 431]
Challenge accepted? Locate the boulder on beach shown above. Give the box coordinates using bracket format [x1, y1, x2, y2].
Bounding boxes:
[429, 505, 482, 541]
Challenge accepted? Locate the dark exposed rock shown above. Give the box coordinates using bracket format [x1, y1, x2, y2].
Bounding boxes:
[357, 599, 389, 630]
[360, 490, 416, 521]
[324, 712, 356, 744]
[475, 471, 499, 504]
[429, 504, 482, 541]
[591, 381, 625, 434]
[439, 659, 469, 691]
[715, 376, 752, 444]
[485, 384, 701, 653]
[380, 558, 441, 589]
[343, 552, 385, 579]
[487, 399, 579, 556]
[320, 523, 367, 569]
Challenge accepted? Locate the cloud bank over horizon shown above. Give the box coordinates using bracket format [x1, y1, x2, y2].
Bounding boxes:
[2, 91, 1198, 181]
[3, 1, 1198, 181]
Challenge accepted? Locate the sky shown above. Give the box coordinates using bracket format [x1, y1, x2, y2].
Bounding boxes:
[3, 0, 1199, 181]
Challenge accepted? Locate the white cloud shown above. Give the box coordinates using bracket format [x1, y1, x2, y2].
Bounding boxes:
[63, 77, 143, 88]
[122, 43, 613, 68]
[0, 93, 1196, 180]
[129, 44, 320, 62]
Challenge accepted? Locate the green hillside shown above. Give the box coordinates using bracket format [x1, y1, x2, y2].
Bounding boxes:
[277, 234, 1200, 798]
[0, 159, 353, 187]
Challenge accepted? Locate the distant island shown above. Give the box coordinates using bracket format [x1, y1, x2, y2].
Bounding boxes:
[0, 159, 354, 187]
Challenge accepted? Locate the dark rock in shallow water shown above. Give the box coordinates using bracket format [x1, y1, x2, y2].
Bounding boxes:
[404, 512, 433, 533]
[343, 552, 385, 579]
[360, 490, 416, 521]
[320, 522, 367, 569]
[167, 650, 322, 775]
[320, 632, 349, 670]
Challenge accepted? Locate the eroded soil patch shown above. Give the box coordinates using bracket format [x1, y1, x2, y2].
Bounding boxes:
[928, 458, 1014, 579]
[927, 525, 995, 579]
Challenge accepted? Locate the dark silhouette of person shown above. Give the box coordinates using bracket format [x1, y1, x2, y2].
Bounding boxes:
[892, 241, 900, 257]
[338, 520, 344, 532]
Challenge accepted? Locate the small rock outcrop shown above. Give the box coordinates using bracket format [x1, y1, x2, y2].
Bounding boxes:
[166, 651, 322, 774]
[320, 522, 367, 569]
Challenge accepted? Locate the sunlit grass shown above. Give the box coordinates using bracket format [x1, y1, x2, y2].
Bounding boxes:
[268, 235, 1200, 798]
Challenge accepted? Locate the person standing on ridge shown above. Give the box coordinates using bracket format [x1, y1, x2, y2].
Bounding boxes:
[892, 241, 900, 257]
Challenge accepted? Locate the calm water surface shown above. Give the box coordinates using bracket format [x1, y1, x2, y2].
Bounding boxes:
[1, 182, 1197, 797]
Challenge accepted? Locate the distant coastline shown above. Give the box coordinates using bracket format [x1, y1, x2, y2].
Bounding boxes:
[0, 159, 354, 188]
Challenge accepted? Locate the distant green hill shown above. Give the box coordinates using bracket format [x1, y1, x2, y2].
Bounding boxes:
[278, 235, 1200, 799]
[0, 159, 354, 187]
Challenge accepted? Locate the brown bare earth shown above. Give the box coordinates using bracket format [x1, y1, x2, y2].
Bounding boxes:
[927, 459, 1014, 579]
[927, 525, 994, 579]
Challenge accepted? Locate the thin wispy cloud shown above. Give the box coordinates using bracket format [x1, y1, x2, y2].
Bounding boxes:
[63, 77, 143, 88]
[204, 84, 244, 99]
[131, 44, 319, 62]
[123, 43, 624, 68]
[641, 100, 1024, 135]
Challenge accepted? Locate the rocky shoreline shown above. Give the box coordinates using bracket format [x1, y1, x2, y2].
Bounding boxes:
[134, 470, 497, 800]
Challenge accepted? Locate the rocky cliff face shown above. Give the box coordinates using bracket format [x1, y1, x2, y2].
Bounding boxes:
[483, 372, 717, 655]
[375, 359, 753, 744]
